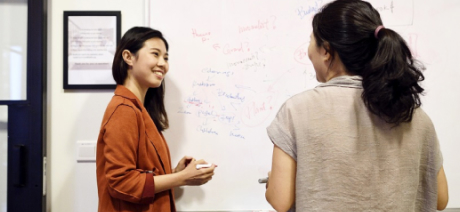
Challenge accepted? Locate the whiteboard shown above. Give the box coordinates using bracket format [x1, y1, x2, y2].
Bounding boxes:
[148, 0, 460, 210]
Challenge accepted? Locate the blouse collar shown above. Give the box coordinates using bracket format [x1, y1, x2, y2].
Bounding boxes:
[114, 85, 143, 110]
[316, 75, 363, 89]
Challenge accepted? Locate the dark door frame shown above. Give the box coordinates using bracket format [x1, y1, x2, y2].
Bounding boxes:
[0, 0, 47, 211]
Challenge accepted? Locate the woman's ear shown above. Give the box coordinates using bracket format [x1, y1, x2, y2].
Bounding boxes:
[122, 50, 134, 66]
[322, 42, 332, 62]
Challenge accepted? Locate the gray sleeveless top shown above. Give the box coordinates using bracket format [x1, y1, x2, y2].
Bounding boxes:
[267, 75, 442, 212]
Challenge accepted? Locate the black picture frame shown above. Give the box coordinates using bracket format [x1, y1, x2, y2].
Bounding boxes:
[63, 11, 121, 89]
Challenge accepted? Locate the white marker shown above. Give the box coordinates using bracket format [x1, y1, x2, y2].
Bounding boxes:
[196, 164, 212, 169]
[258, 177, 268, 184]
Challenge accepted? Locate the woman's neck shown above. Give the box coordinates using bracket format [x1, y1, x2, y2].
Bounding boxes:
[325, 54, 350, 82]
[123, 77, 148, 105]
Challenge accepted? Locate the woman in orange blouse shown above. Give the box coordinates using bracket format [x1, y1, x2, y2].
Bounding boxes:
[96, 26, 217, 212]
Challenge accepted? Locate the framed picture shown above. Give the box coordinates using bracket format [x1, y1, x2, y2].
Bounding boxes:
[63, 11, 121, 89]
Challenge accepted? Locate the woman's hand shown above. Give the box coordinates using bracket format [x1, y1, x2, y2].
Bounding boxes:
[178, 159, 217, 186]
[173, 156, 194, 173]
[153, 158, 216, 193]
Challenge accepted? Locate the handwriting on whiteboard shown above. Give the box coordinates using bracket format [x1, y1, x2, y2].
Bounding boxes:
[167, 0, 415, 140]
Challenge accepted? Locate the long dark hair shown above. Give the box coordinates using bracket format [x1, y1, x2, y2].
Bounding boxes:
[112, 27, 169, 131]
[312, 0, 425, 125]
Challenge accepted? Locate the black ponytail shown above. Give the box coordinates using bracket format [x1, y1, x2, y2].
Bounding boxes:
[363, 28, 424, 124]
[312, 0, 425, 125]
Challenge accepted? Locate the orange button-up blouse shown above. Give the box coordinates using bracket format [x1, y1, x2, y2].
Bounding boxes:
[96, 85, 176, 212]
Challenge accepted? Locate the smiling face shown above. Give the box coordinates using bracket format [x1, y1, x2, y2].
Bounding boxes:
[123, 37, 169, 89]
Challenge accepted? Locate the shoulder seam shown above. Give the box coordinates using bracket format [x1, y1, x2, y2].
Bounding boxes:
[102, 102, 140, 129]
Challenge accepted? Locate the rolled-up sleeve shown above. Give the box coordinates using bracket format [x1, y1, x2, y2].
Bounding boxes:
[103, 104, 155, 203]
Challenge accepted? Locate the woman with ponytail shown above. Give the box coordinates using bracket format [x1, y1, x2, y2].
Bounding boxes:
[264, 1, 448, 211]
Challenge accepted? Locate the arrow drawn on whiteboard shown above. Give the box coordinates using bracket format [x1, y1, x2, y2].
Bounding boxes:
[230, 102, 241, 110]
[235, 84, 256, 92]
[233, 121, 241, 130]
[213, 43, 220, 50]
[207, 76, 215, 81]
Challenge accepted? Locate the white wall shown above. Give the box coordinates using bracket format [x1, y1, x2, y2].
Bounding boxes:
[47, 0, 145, 211]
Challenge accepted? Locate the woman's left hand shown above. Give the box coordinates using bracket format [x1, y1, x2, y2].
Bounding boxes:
[173, 156, 194, 173]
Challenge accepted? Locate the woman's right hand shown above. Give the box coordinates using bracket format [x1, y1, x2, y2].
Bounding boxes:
[179, 159, 217, 186]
